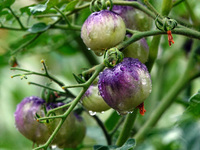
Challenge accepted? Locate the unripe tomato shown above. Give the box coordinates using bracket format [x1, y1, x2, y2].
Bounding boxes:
[98, 58, 152, 115]
[81, 84, 110, 112]
[112, 0, 152, 31]
[81, 10, 126, 55]
[14, 96, 50, 144]
[15, 96, 86, 148]
[123, 37, 149, 63]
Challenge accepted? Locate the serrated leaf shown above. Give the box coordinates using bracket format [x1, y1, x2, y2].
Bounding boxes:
[65, 0, 78, 11]
[116, 139, 136, 150]
[28, 22, 50, 33]
[0, 0, 15, 10]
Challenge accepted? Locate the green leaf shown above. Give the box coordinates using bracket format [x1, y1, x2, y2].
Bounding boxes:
[28, 22, 50, 33]
[116, 139, 136, 150]
[46, 0, 70, 9]
[93, 145, 117, 150]
[29, 4, 47, 14]
[93, 145, 110, 150]
[0, 0, 15, 10]
[72, 73, 85, 84]
[65, 0, 79, 11]
[186, 90, 200, 117]
[20, 5, 33, 16]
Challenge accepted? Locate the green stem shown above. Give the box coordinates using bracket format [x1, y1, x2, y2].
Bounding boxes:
[184, 0, 199, 25]
[62, 84, 86, 89]
[143, 0, 161, 17]
[8, 7, 25, 29]
[11, 33, 42, 55]
[109, 116, 125, 137]
[28, 82, 65, 94]
[92, 115, 111, 145]
[161, 0, 173, 16]
[145, 36, 161, 71]
[53, 6, 71, 27]
[10, 67, 75, 98]
[51, 24, 81, 31]
[113, 1, 155, 18]
[117, 28, 200, 51]
[34, 3, 90, 18]
[116, 109, 138, 146]
[0, 26, 27, 31]
[134, 45, 200, 143]
[34, 63, 105, 150]
[173, 0, 185, 7]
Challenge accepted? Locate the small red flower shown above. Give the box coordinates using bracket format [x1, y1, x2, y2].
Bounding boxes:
[167, 30, 175, 47]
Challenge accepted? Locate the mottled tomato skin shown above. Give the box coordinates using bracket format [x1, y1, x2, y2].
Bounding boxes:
[81, 84, 110, 112]
[98, 58, 152, 115]
[81, 10, 126, 54]
[112, 0, 152, 31]
[15, 96, 86, 148]
[123, 36, 149, 63]
[15, 96, 50, 144]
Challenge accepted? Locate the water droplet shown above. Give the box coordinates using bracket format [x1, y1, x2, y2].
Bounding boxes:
[98, 91, 101, 95]
[89, 110, 96, 116]
[95, 52, 103, 56]
[88, 48, 91, 51]
[101, 111, 105, 114]
[142, 79, 147, 85]
[120, 66, 125, 71]
[51, 145, 57, 149]
[116, 110, 128, 115]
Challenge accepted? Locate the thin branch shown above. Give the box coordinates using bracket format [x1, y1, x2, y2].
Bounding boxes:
[11, 33, 42, 55]
[28, 82, 65, 94]
[92, 115, 111, 145]
[53, 6, 71, 27]
[8, 7, 25, 29]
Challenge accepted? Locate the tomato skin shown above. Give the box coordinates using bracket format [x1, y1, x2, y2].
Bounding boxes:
[15, 96, 86, 148]
[112, 0, 152, 31]
[81, 84, 110, 112]
[98, 58, 152, 115]
[81, 10, 126, 55]
[123, 37, 149, 63]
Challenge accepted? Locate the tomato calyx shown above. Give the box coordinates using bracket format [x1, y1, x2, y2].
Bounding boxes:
[167, 30, 174, 47]
[155, 16, 177, 47]
[137, 102, 146, 116]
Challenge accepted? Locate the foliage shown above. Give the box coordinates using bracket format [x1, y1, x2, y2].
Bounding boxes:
[0, 0, 200, 150]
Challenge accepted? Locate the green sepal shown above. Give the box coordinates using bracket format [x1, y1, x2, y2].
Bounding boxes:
[104, 47, 124, 68]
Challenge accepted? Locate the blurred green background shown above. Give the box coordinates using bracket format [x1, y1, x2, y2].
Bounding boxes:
[1, 0, 200, 150]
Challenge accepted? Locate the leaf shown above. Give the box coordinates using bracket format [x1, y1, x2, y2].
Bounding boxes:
[28, 22, 50, 33]
[116, 139, 136, 150]
[185, 90, 200, 118]
[29, 4, 47, 14]
[93, 145, 110, 150]
[72, 73, 85, 84]
[20, 5, 33, 16]
[65, 0, 79, 11]
[0, 0, 15, 10]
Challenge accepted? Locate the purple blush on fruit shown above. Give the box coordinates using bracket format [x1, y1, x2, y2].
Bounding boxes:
[98, 57, 152, 115]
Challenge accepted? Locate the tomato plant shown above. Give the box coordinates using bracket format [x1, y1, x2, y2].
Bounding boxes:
[1, 0, 200, 150]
